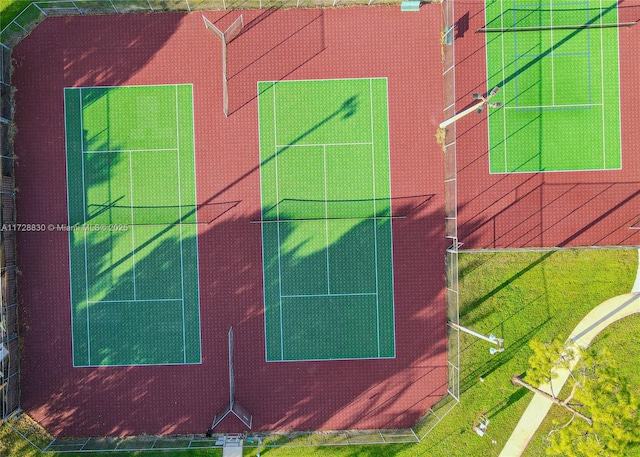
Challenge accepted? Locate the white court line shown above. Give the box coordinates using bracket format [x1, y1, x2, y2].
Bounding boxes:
[175, 85, 188, 364]
[79, 88, 92, 366]
[384, 78, 396, 358]
[276, 142, 373, 148]
[273, 83, 285, 361]
[551, 0, 556, 105]
[282, 293, 377, 298]
[75, 360, 202, 368]
[259, 77, 386, 84]
[257, 83, 270, 363]
[500, 0, 509, 172]
[82, 148, 179, 154]
[88, 298, 183, 304]
[504, 103, 603, 109]
[489, 165, 620, 175]
[599, 0, 607, 168]
[188, 84, 204, 364]
[266, 354, 395, 363]
[63, 90, 77, 363]
[129, 151, 137, 300]
[268, 79, 396, 361]
[616, 0, 623, 170]
[369, 79, 381, 358]
[323, 144, 331, 294]
[74, 83, 185, 89]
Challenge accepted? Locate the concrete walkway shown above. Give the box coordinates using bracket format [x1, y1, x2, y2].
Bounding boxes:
[633, 249, 640, 293]
[499, 278, 640, 456]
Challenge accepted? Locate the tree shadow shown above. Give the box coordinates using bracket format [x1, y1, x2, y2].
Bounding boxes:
[17, 194, 449, 436]
[16, 78, 449, 434]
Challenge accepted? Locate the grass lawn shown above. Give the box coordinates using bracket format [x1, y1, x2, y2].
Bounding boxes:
[417, 249, 637, 457]
[2, 250, 636, 456]
[1, 0, 33, 29]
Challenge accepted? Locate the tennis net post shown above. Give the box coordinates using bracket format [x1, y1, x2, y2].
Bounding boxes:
[207, 327, 252, 434]
[203, 15, 244, 117]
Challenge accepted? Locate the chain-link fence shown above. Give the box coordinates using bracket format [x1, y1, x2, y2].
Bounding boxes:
[0, 13, 19, 421]
[0, 0, 461, 451]
[1, 0, 401, 48]
[441, 0, 460, 428]
[7, 413, 421, 453]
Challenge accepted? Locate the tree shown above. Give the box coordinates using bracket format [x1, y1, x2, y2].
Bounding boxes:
[545, 348, 640, 457]
[512, 340, 640, 457]
[526, 339, 575, 399]
[511, 339, 590, 424]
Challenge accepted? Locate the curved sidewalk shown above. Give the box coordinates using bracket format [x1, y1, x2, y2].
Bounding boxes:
[499, 291, 640, 457]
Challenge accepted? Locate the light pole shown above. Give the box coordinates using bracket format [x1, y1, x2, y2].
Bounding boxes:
[439, 86, 503, 129]
[450, 322, 504, 354]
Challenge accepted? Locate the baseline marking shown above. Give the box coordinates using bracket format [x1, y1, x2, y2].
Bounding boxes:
[82, 148, 179, 154]
[282, 293, 377, 298]
[88, 298, 183, 304]
[504, 103, 603, 109]
[276, 142, 373, 148]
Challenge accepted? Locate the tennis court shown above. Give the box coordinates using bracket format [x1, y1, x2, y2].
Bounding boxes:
[257, 78, 395, 362]
[64, 85, 201, 367]
[485, 0, 622, 173]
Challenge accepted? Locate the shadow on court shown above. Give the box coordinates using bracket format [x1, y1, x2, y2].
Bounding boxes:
[457, 172, 640, 249]
[19, 72, 450, 433]
[484, 2, 620, 92]
[225, 9, 326, 115]
[13, 4, 451, 438]
[451, 0, 640, 250]
[13, 13, 186, 94]
[19, 193, 449, 436]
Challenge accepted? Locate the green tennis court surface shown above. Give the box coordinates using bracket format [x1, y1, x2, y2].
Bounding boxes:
[258, 78, 395, 362]
[64, 85, 201, 366]
[485, 0, 621, 173]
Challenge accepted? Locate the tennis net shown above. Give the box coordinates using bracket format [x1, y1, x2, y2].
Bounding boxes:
[479, 4, 634, 33]
[257, 198, 397, 223]
[75, 203, 202, 227]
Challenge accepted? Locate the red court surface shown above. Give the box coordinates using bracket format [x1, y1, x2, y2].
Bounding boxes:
[12, 7, 447, 436]
[452, 0, 640, 249]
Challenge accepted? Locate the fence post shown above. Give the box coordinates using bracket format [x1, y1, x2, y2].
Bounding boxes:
[14, 22, 28, 33]
[33, 3, 49, 16]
